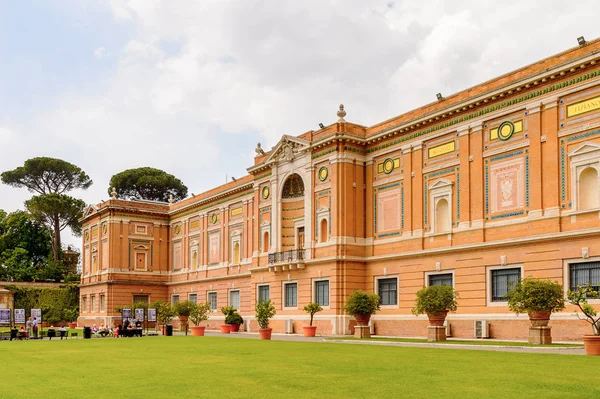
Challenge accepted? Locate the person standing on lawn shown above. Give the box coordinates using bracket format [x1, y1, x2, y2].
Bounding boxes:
[26, 317, 32, 338]
[32, 317, 38, 339]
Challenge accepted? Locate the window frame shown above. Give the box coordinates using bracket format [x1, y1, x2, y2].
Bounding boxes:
[229, 289, 241, 310]
[425, 270, 455, 287]
[207, 291, 218, 311]
[188, 293, 198, 304]
[171, 294, 180, 305]
[90, 295, 96, 313]
[282, 281, 298, 309]
[564, 257, 600, 304]
[312, 278, 330, 308]
[82, 296, 87, 313]
[257, 284, 270, 303]
[375, 276, 399, 308]
[100, 294, 105, 312]
[486, 264, 523, 306]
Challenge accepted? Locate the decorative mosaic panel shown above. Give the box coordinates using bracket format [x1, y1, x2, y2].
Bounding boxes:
[208, 232, 220, 264]
[377, 189, 401, 232]
[484, 150, 529, 220]
[567, 95, 600, 118]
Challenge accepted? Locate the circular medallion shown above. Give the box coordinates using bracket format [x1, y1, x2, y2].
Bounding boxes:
[210, 213, 218, 224]
[174, 225, 181, 234]
[318, 166, 329, 181]
[102, 224, 107, 234]
[497, 121, 515, 141]
[261, 185, 270, 200]
[382, 158, 395, 174]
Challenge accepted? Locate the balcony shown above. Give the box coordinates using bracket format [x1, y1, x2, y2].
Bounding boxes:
[267, 249, 305, 271]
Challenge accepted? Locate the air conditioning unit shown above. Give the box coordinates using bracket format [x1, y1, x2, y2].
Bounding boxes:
[368, 320, 375, 335]
[284, 319, 294, 334]
[443, 320, 451, 337]
[474, 320, 489, 338]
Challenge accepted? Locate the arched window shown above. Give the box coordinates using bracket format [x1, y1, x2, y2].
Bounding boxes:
[233, 242, 240, 264]
[320, 219, 328, 243]
[281, 174, 305, 199]
[435, 198, 451, 233]
[263, 232, 269, 252]
[192, 251, 198, 269]
[580, 167, 599, 210]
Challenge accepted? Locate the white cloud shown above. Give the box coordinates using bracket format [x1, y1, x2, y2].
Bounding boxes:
[0, 126, 13, 139]
[93, 47, 110, 59]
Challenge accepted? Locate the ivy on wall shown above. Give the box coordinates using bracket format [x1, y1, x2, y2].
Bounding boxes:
[4, 284, 79, 325]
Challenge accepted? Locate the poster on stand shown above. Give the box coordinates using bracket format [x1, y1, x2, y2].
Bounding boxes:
[31, 309, 42, 323]
[0, 309, 10, 325]
[122, 308, 132, 322]
[135, 308, 144, 322]
[147, 308, 156, 322]
[14, 309, 25, 324]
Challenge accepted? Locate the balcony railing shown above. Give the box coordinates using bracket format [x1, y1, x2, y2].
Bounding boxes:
[268, 249, 305, 265]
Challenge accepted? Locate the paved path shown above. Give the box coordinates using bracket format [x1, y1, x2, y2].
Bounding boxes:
[195, 330, 586, 355]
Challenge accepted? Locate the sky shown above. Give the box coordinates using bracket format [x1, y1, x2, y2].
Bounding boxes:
[0, 0, 598, 251]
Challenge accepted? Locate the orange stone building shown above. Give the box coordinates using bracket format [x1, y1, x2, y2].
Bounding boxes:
[79, 40, 600, 341]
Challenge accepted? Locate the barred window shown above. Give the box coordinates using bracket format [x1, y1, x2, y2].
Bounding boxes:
[258, 286, 270, 303]
[229, 290, 240, 309]
[378, 278, 397, 306]
[285, 283, 297, 307]
[189, 293, 197, 304]
[570, 262, 600, 292]
[491, 268, 521, 302]
[208, 292, 217, 310]
[315, 280, 329, 306]
[429, 273, 453, 287]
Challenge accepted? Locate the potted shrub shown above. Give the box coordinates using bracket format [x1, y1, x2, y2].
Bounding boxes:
[411, 284, 458, 326]
[189, 302, 212, 336]
[506, 277, 565, 326]
[173, 300, 196, 335]
[302, 302, 322, 337]
[343, 290, 380, 326]
[151, 301, 174, 335]
[225, 311, 244, 332]
[220, 306, 235, 333]
[567, 284, 600, 355]
[255, 299, 276, 340]
[64, 307, 79, 329]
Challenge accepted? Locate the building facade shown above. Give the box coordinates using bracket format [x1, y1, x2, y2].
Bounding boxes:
[79, 40, 600, 341]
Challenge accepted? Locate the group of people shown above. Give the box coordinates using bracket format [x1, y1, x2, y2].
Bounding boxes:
[8, 318, 67, 341]
[113, 318, 143, 338]
[24, 316, 39, 338]
[91, 324, 112, 338]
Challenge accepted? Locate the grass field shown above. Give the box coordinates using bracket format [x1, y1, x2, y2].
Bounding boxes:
[324, 337, 584, 347]
[1, 336, 599, 399]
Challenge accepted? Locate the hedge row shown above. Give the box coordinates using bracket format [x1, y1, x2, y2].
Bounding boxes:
[5, 284, 79, 325]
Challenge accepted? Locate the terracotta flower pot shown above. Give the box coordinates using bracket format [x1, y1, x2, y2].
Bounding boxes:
[220, 324, 231, 334]
[190, 326, 206, 336]
[229, 323, 240, 332]
[354, 314, 371, 326]
[427, 310, 449, 326]
[303, 326, 317, 337]
[583, 335, 600, 356]
[259, 328, 272, 340]
[528, 310, 552, 327]
[69, 322, 77, 329]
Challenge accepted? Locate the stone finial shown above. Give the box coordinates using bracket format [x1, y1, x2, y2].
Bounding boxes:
[168, 194, 174, 204]
[110, 187, 117, 199]
[255, 142, 265, 155]
[337, 104, 346, 122]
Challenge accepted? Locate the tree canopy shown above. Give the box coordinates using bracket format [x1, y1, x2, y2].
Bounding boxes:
[25, 194, 86, 260]
[1, 157, 92, 195]
[108, 167, 188, 202]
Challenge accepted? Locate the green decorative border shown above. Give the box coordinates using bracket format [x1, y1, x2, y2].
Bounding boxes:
[366, 69, 600, 154]
[318, 166, 329, 181]
[312, 148, 338, 159]
[382, 158, 395, 174]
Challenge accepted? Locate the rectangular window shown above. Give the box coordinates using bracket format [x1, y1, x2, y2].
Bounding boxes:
[570, 261, 600, 292]
[90, 296, 96, 313]
[82, 296, 87, 313]
[171, 295, 180, 305]
[429, 273, 453, 287]
[378, 278, 398, 305]
[229, 290, 240, 309]
[132, 295, 149, 304]
[208, 292, 217, 310]
[491, 268, 521, 302]
[100, 295, 105, 312]
[258, 285, 270, 303]
[189, 293, 197, 303]
[285, 283, 297, 308]
[315, 280, 329, 306]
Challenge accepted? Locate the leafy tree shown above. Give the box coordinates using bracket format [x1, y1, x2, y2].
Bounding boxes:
[1, 248, 38, 281]
[108, 167, 188, 202]
[1, 157, 92, 195]
[0, 210, 52, 264]
[2, 157, 92, 260]
[25, 194, 85, 260]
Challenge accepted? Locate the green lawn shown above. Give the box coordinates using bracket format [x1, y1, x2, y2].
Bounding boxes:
[325, 337, 584, 347]
[1, 336, 598, 399]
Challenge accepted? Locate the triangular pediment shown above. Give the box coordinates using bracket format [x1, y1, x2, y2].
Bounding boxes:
[568, 141, 600, 157]
[429, 178, 453, 190]
[263, 135, 311, 165]
[83, 205, 98, 217]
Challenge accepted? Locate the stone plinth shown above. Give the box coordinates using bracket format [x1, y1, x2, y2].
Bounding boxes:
[427, 326, 447, 342]
[354, 325, 371, 338]
[529, 326, 552, 344]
